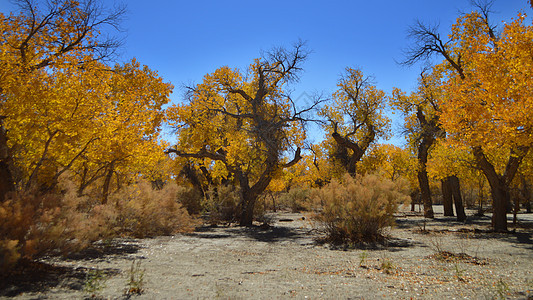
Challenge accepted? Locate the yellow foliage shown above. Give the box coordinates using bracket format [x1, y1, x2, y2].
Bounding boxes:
[440, 12, 533, 151]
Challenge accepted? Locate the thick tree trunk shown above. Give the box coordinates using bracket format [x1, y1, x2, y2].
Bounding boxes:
[472, 146, 519, 232]
[331, 125, 374, 178]
[449, 175, 466, 222]
[0, 161, 14, 201]
[238, 167, 273, 226]
[410, 188, 419, 212]
[240, 192, 256, 226]
[442, 177, 454, 216]
[0, 119, 15, 201]
[418, 170, 434, 218]
[488, 180, 509, 232]
[417, 131, 435, 218]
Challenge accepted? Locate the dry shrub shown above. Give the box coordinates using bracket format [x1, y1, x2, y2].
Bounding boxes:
[277, 187, 311, 212]
[109, 181, 197, 238]
[175, 186, 203, 215]
[0, 177, 198, 272]
[203, 185, 241, 223]
[0, 188, 106, 272]
[312, 173, 409, 244]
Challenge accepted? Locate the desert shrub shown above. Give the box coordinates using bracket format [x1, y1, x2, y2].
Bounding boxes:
[0, 187, 107, 272]
[312, 173, 409, 244]
[109, 181, 197, 238]
[277, 187, 311, 212]
[203, 184, 241, 223]
[0, 178, 198, 272]
[175, 186, 203, 215]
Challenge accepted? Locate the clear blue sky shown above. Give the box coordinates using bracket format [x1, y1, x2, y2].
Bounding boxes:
[1, 0, 529, 145]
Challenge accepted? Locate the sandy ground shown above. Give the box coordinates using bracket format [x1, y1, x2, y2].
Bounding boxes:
[1, 206, 532, 299]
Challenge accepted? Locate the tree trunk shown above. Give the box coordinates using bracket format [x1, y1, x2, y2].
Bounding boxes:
[0, 119, 15, 201]
[442, 177, 454, 216]
[418, 170, 434, 218]
[449, 175, 466, 222]
[488, 180, 509, 232]
[331, 125, 374, 178]
[417, 133, 435, 219]
[101, 161, 115, 205]
[240, 192, 256, 226]
[521, 175, 531, 213]
[472, 146, 527, 232]
[410, 188, 419, 212]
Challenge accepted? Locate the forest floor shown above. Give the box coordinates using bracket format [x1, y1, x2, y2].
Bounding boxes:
[1, 206, 532, 299]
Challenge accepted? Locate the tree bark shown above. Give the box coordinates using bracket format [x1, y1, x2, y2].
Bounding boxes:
[0, 119, 14, 201]
[410, 188, 420, 212]
[442, 177, 454, 216]
[472, 146, 521, 232]
[418, 169, 434, 218]
[522, 175, 532, 213]
[101, 161, 115, 205]
[449, 175, 466, 222]
[417, 134, 434, 218]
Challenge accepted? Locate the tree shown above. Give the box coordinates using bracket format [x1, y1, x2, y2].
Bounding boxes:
[0, 0, 125, 199]
[358, 143, 415, 182]
[1, 1, 172, 201]
[404, 2, 532, 231]
[166, 42, 321, 226]
[320, 68, 390, 177]
[391, 69, 445, 218]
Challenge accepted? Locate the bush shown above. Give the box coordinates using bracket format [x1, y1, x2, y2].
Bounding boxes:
[0, 189, 105, 272]
[175, 186, 203, 215]
[203, 185, 241, 223]
[277, 187, 311, 212]
[312, 173, 409, 244]
[109, 181, 197, 238]
[0, 178, 198, 272]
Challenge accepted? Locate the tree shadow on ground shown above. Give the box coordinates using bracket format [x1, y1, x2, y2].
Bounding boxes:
[189, 219, 421, 252]
[395, 213, 533, 252]
[0, 260, 120, 298]
[187, 223, 312, 243]
[0, 239, 140, 297]
[67, 239, 142, 261]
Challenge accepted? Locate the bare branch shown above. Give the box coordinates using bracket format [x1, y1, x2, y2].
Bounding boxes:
[9, 0, 126, 70]
[402, 19, 465, 78]
[165, 147, 227, 163]
[281, 147, 302, 168]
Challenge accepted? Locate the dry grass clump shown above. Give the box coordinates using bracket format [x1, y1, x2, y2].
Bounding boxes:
[175, 186, 203, 215]
[203, 185, 241, 223]
[0, 178, 197, 272]
[277, 187, 311, 212]
[110, 180, 197, 238]
[0, 189, 102, 272]
[312, 173, 409, 245]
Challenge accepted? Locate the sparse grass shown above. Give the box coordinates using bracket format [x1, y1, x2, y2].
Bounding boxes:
[83, 268, 107, 298]
[494, 278, 510, 299]
[380, 257, 394, 274]
[359, 250, 368, 268]
[124, 260, 145, 296]
[453, 262, 466, 282]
